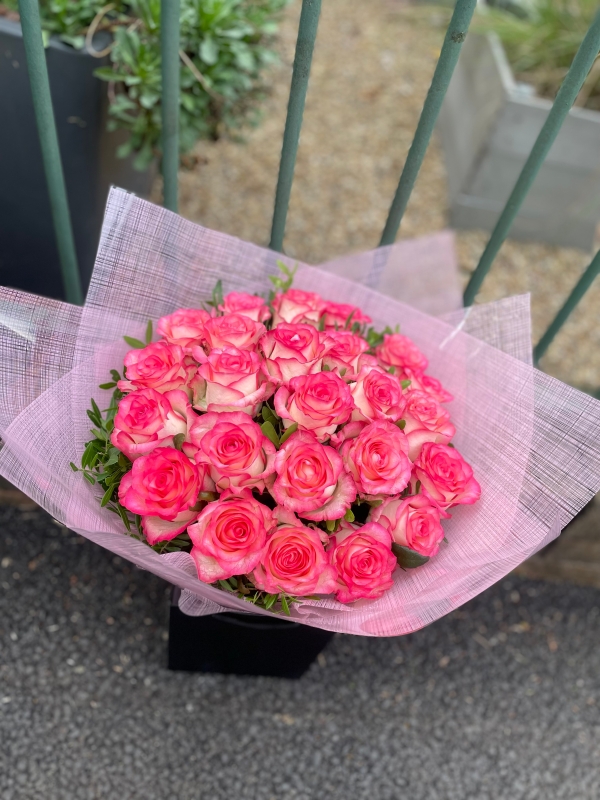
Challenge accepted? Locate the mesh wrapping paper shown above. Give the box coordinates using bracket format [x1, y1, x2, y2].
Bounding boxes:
[2, 188, 600, 636]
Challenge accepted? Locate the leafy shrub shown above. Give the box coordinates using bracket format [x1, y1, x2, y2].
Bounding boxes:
[5, 0, 289, 167]
[474, 0, 600, 110]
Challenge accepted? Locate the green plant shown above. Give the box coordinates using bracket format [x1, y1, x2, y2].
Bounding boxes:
[474, 0, 600, 110]
[5, 0, 289, 168]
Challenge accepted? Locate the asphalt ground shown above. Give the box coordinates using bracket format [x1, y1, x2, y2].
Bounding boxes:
[1, 504, 599, 800]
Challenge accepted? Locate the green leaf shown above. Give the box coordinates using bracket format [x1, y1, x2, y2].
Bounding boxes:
[83, 473, 96, 485]
[325, 519, 336, 533]
[110, 370, 122, 382]
[391, 543, 430, 569]
[100, 485, 114, 508]
[344, 309, 356, 330]
[263, 593, 277, 610]
[318, 315, 326, 331]
[396, 419, 406, 430]
[123, 335, 146, 349]
[99, 382, 117, 390]
[278, 422, 298, 446]
[280, 595, 290, 616]
[173, 433, 185, 451]
[69, 462, 79, 472]
[200, 37, 219, 65]
[261, 404, 278, 425]
[260, 420, 279, 448]
[145, 319, 153, 344]
[401, 379, 412, 391]
[388, 366, 396, 375]
[344, 508, 355, 523]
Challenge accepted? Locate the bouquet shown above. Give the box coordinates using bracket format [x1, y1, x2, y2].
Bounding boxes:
[1, 187, 600, 636]
[73, 266, 481, 613]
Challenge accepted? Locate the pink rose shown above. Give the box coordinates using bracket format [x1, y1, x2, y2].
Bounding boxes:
[402, 368, 453, 403]
[190, 346, 274, 416]
[321, 301, 372, 330]
[370, 495, 445, 557]
[219, 292, 271, 323]
[156, 308, 210, 351]
[271, 288, 325, 327]
[330, 521, 397, 603]
[118, 342, 194, 394]
[189, 411, 276, 493]
[111, 388, 196, 461]
[402, 390, 456, 460]
[271, 430, 356, 521]
[118, 447, 205, 545]
[202, 313, 265, 351]
[274, 371, 355, 441]
[413, 442, 481, 510]
[341, 420, 411, 497]
[350, 365, 407, 423]
[322, 330, 370, 379]
[260, 323, 329, 383]
[188, 493, 276, 582]
[252, 520, 337, 596]
[376, 334, 428, 375]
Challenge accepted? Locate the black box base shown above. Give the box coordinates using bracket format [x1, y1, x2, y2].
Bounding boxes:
[168, 590, 334, 678]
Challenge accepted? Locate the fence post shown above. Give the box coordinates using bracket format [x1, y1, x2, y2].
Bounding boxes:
[161, 0, 181, 213]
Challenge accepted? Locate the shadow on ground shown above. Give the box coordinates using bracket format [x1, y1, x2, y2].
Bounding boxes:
[1, 505, 599, 800]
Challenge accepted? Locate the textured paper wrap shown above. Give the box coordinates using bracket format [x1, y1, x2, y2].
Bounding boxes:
[1, 188, 600, 636]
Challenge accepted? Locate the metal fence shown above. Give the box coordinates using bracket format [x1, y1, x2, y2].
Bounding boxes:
[15, 0, 600, 367]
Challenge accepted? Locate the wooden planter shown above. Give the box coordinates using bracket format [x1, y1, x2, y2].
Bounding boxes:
[0, 18, 155, 300]
[437, 32, 600, 250]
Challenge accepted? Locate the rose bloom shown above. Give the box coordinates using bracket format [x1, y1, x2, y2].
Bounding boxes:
[370, 494, 445, 557]
[111, 388, 196, 461]
[402, 367, 453, 404]
[252, 520, 337, 596]
[320, 300, 372, 330]
[190, 411, 276, 493]
[350, 365, 407, 423]
[271, 288, 325, 327]
[330, 521, 397, 603]
[322, 330, 370, 379]
[118, 447, 206, 544]
[156, 308, 210, 351]
[188, 493, 276, 583]
[271, 430, 356, 521]
[202, 313, 265, 351]
[275, 371, 355, 441]
[402, 390, 456, 460]
[260, 323, 329, 384]
[341, 420, 411, 497]
[413, 442, 481, 510]
[190, 346, 274, 416]
[376, 333, 428, 375]
[118, 341, 194, 394]
[219, 291, 271, 323]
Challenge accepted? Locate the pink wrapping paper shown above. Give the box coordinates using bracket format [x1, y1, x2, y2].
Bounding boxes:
[1, 188, 600, 636]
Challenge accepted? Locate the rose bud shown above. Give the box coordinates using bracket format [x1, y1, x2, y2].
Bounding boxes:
[252, 519, 337, 596]
[412, 442, 481, 510]
[402, 390, 456, 460]
[190, 411, 276, 493]
[202, 313, 265, 351]
[271, 288, 325, 327]
[350, 365, 407, 424]
[370, 495, 445, 557]
[275, 371, 355, 442]
[341, 420, 411, 497]
[219, 291, 271, 323]
[111, 388, 196, 461]
[188, 492, 276, 583]
[156, 308, 210, 351]
[271, 430, 356, 521]
[118, 341, 195, 395]
[330, 521, 397, 603]
[376, 333, 428, 375]
[260, 323, 330, 384]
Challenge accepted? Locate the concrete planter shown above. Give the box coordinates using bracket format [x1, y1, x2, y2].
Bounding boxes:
[0, 17, 156, 300]
[437, 32, 600, 250]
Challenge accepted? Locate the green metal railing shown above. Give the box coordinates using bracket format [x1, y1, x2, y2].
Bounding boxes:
[15, 0, 600, 372]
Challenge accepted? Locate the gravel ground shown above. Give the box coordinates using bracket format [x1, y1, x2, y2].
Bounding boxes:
[168, 0, 599, 393]
[2, 505, 600, 800]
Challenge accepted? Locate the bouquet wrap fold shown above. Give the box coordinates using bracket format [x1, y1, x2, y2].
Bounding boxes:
[2, 188, 599, 636]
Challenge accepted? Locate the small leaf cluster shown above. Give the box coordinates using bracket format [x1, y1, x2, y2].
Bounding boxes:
[6, 0, 290, 169]
[216, 574, 307, 615]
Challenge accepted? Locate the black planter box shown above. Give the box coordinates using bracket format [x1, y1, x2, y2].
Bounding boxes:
[168, 589, 335, 678]
[0, 17, 154, 300]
